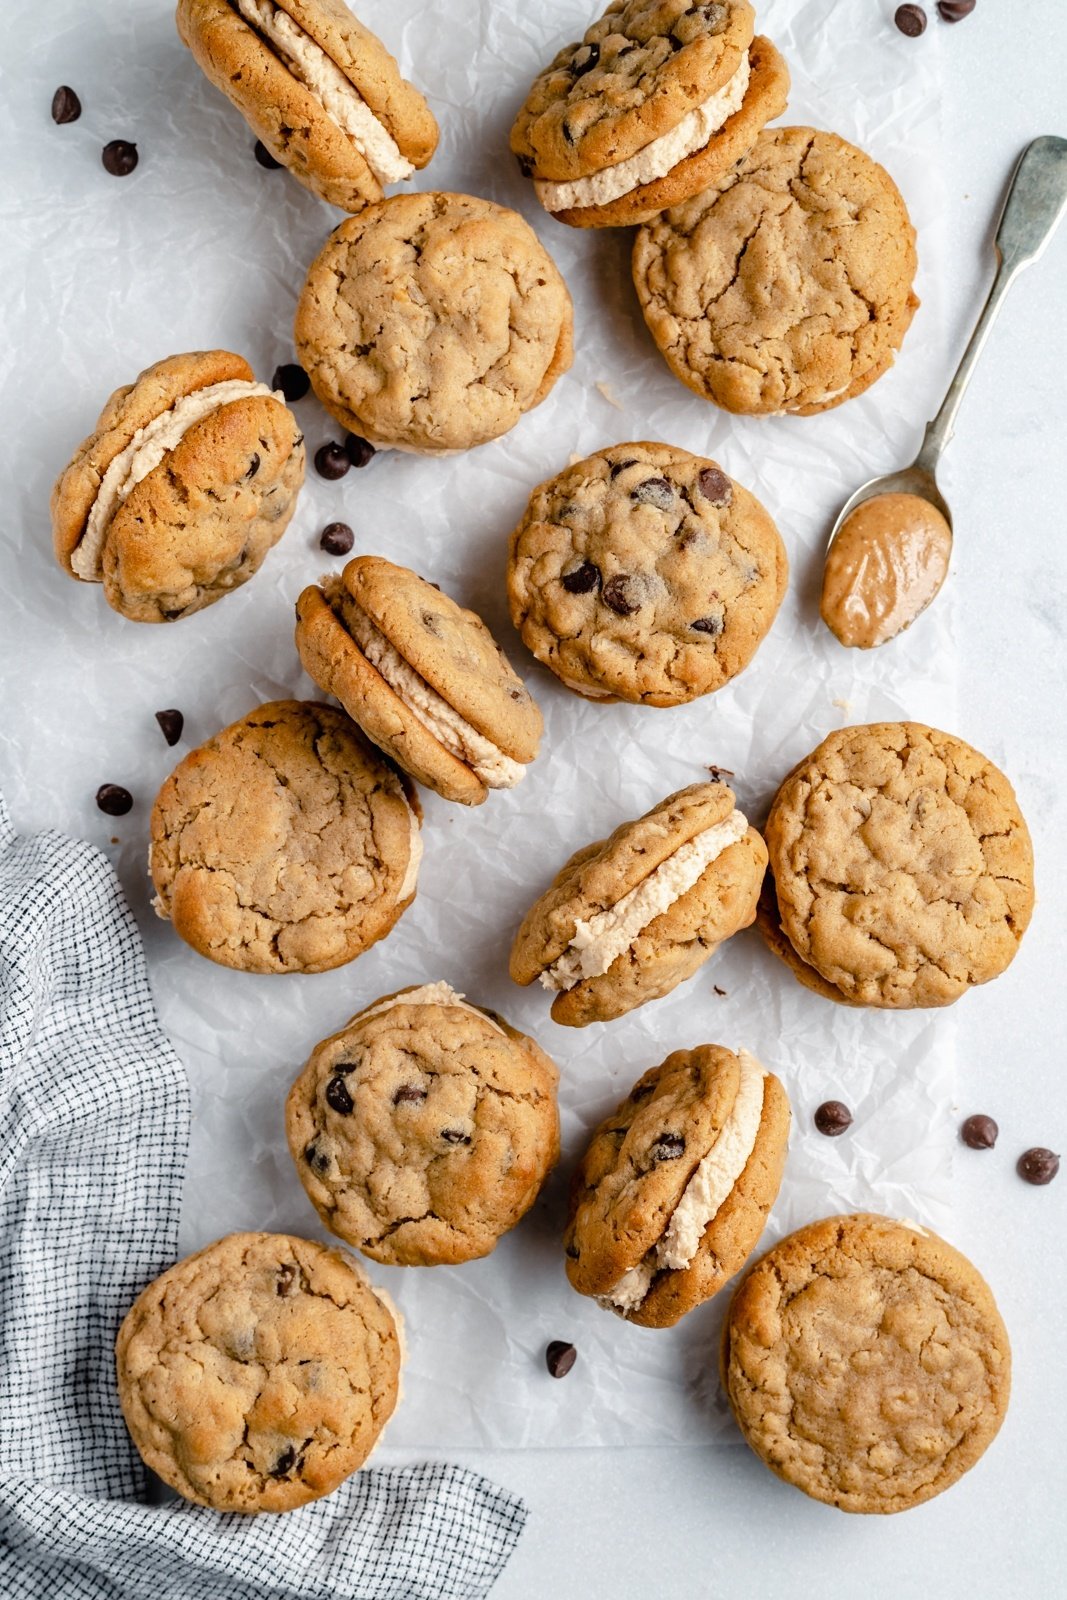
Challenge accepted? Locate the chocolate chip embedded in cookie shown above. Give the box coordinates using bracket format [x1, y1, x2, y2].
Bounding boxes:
[51, 349, 305, 623]
[507, 443, 787, 706]
[294, 192, 574, 454]
[176, 0, 438, 214]
[149, 700, 422, 974]
[565, 1045, 790, 1327]
[115, 1231, 401, 1512]
[721, 1213, 1011, 1513]
[510, 782, 767, 1026]
[296, 555, 543, 806]
[632, 126, 919, 415]
[285, 983, 561, 1265]
[762, 723, 1035, 1008]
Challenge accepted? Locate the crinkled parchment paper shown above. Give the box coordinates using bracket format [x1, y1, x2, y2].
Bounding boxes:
[0, 0, 955, 1446]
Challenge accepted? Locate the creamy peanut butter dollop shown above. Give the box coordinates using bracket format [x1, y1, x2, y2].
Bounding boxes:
[820, 492, 952, 649]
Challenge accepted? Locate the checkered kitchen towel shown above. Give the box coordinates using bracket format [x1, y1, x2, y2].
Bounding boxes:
[0, 792, 526, 1598]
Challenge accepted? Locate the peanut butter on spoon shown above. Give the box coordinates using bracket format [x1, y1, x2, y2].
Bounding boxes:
[820, 492, 952, 649]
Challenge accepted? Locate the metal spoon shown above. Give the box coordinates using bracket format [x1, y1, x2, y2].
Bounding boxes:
[824, 135, 1067, 596]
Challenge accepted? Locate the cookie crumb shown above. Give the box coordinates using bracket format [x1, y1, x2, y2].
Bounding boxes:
[595, 381, 623, 411]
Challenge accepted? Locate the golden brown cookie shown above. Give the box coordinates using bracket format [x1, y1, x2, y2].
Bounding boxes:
[565, 1045, 790, 1327]
[721, 1213, 1011, 1513]
[116, 1231, 400, 1512]
[149, 700, 422, 974]
[632, 126, 919, 415]
[285, 983, 560, 1266]
[51, 349, 304, 623]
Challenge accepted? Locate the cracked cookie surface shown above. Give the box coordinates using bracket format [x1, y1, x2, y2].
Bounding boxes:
[150, 700, 421, 974]
[507, 442, 787, 705]
[632, 126, 919, 415]
[721, 1213, 1011, 1513]
[764, 722, 1034, 1008]
[286, 984, 560, 1265]
[116, 1231, 400, 1512]
[294, 192, 574, 453]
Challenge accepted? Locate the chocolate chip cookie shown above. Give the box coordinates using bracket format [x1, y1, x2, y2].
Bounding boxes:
[632, 126, 919, 414]
[52, 349, 304, 622]
[507, 443, 787, 705]
[285, 983, 560, 1266]
[150, 700, 422, 974]
[510, 781, 767, 1026]
[511, 3, 789, 229]
[721, 1213, 1011, 1513]
[176, 0, 438, 213]
[294, 192, 574, 454]
[566, 1045, 790, 1327]
[762, 723, 1035, 1008]
[116, 1231, 401, 1512]
[296, 556, 542, 806]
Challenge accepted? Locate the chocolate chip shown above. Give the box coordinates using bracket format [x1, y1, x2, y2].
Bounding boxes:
[345, 433, 376, 468]
[304, 1140, 330, 1176]
[1017, 1147, 1060, 1186]
[565, 1242, 579, 1260]
[271, 1447, 297, 1478]
[155, 709, 184, 747]
[276, 1263, 298, 1296]
[245, 452, 260, 479]
[325, 1077, 354, 1115]
[516, 153, 534, 178]
[691, 2, 728, 28]
[394, 1085, 426, 1106]
[51, 86, 81, 124]
[609, 459, 637, 478]
[561, 561, 601, 595]
[602, 574, 641, 616]
[96, 783, 132, 816]
[102, 140, 138, 176]
[698, 466, 733, 507]
[650, 1133, 685, 1163]
[631, 478, 674, 511]
[314, 442, 350, 480]
[894, 4, 927, 35]
[561, 120, 577, 147]
[961, 1114, 998, 1150]
[937, 0, 975, 18]
[320, 521, 354, 556]
[713, 984, 726, 996]
[546, 1340, 577, 1379]
[271, 362, 310, 402]
[691, 615, 723, 636]
[572, 42, 600, 76]
[707, 765, 735, 782]
[254, 139, 282, 169]
[814, 1100, 852, 1136]
[441, 1128, 471, 1146]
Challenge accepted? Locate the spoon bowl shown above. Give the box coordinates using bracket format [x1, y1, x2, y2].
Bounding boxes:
[827, 462, 952, 555]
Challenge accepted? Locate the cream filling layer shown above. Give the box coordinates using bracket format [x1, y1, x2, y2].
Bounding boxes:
[332, 590, 527, 790]
[540, 809, 748, 993]
[356, 981, 506, 1037]
[397, 803, 423, 901]
[235, 0, 414, 184]
[74, 379, 277, 580]
[534, 53, 750, 212]
[599, 1049, 767, 1312]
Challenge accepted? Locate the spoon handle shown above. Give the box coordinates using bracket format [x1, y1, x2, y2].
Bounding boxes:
[914, 135, 1067, 474]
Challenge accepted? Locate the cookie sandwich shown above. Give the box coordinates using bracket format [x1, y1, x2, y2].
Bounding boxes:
[116, 1231, 401, 1512]
[296, 556, 543, 806]
[286, 983, 560, 1266]
[721, 1214, 1011, 1513]
[294, 192, 574, 453]
[176, 0, 438, 212]
[150, 700, 422, 974]
[565, 1046, 789, 1327]
[507, 442, 787, 705]
[511, 1, 789, 229]
[52, 350, 304, 622]
[510, 781, 767, 1025]
[633, 126, 919, 414]
[761, 722, 1035, 1008]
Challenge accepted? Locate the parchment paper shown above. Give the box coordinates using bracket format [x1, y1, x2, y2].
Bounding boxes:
[0, 0, 956, 1446]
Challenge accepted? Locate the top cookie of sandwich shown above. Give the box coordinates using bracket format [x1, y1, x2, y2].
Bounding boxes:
[176, 0, 438, 213]
[296, 555, 543, 806]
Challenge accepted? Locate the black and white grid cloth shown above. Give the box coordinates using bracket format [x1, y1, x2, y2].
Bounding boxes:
[0, 792, 526, 1599]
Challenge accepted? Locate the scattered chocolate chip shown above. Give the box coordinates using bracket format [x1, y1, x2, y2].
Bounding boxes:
[713, 985, 726, 996]
[707, 765, 735, 782]
[245, 452, 261, 479]
[961, 1113, 998, 1150]
[102, 140, 138, 176]
[561, 119, 577, 147]
[325, 1077, 354, 1115]
[304, 1140, 330, 1175]
[516, 153, 534, 178]
[271, 362, 310, 402]
[572, 42, 600, 76]
[546, 1340, 577, 1379]
[314, 442, 350, 480]
[691, 615, 723, 636]
[814, 1100, 852, 1136]
[271, 1447, 297, 1478]
[320, 521, 354, 556]
[155, 709, 184, 747]
[698, 466, 733, 506]
[650, 1133, 685, 1163]
[609, 459, 638, 478]
[96, 783, 132, 816]
[1017, 1147, 1060, 1186]
[565, 1241, 579, 1260]
[441, 1128, 472, 1146]
[276, 1263, 298, 1296]
[345, 433, 376, 468]
[602, 574, 641, 616]
[394, 1085, 427, 1106]
[937, 0, 975, 19]
[51, 86, 81, 124]
[894, 4, 927, 35]
[254, 139, 282, 169]
[561, 561, 601, 595]
[631, 477, 674, 511]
